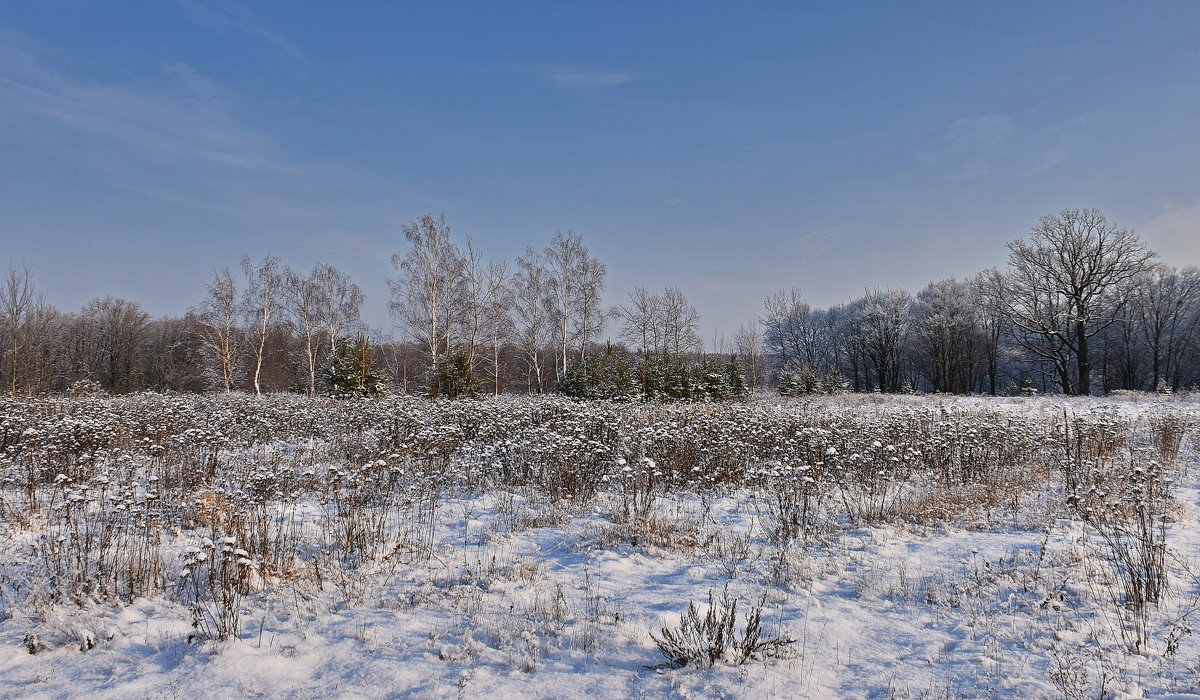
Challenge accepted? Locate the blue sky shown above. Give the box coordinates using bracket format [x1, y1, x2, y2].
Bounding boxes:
[3, 1, 1199, 343]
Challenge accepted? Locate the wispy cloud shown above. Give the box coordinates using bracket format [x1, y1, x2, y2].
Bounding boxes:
[943, 159, 994, 183]
[540, 65, 632, 88]
[1024, 134, 1076, 176]
[0, 41, 286, 171]
[937, 114, 1014, 181]
[491, 63, 633, 89]
[0, 27, 445, 223]
[945, 113, 1014, 150]
[177, 0, 305, 63]
[917, 113, 1077, 183]
[160, 61, 226, 103]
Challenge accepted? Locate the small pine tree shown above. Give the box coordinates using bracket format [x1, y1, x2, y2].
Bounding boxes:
[825, 369, 849, 393]
[699, 356, 729, 401]
[556, 360, 594, 399]
[777, 366, 802, 397]
[666, 360, 697, 401]
[326, 335, 388, 399]
[637, 353, 668, 402]
[798, 366, 822, 394]
[558, 345, 639, 401]
[432, 351, 481, 398]
[726, 354, 748, 399]
[595, 346, 639, 401]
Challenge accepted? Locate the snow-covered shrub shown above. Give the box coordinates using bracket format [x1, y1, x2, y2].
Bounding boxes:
[1068, 457, 1174, 653]
[178, 536, 260, 642]
[650, 587, 793, 667]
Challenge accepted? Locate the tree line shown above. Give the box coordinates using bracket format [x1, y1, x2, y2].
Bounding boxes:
[763, 209, 1197, 396]
[2, 208, 1197, 398]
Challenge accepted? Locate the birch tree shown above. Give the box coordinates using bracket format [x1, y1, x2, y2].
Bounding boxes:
[389, 214, 465, 380]
[459, 239, 489, 371]
[544, 231, 607, 376]
[286, 266, 323, 397]
[479, 260, 512, 395]
[312, 263, 364, 372]
[512, 246, 551, 392]
[733, 321, 766, 389]
[241, 254, 285, 395]
[1, 266, 36, 395]
[196, 267, 242, 392]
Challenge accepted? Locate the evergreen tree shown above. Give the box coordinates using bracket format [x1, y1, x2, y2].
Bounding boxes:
[326, 335, 388, 399]
[665, 359, 697, 400]
[777, 366, 802, 397]
[597, 350, 639, 401]
[556, 360, 595, 399]
[432, 350, 481, 398]
[698, 356, 730, 401]
[726, 354, 748, 399]
[557, 344, 639, 401]
[636, 353, 668, 401]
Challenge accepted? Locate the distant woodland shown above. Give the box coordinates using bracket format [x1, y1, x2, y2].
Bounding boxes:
[3, 209, 1198, 398]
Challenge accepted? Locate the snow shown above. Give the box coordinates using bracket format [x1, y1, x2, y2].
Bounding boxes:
[1, 393, 1199, 697]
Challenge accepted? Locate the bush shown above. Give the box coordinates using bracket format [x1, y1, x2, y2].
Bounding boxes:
[650, 587, 794, 667]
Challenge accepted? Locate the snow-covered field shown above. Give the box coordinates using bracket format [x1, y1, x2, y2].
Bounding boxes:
[2, 392, 1199, 698]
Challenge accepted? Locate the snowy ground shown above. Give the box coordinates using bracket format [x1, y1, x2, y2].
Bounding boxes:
[2, 393, 1199, 698]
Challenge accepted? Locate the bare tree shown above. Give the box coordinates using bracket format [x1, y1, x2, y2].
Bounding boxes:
[512, 246, 551, 392]
[979, 266, 1073, 392]
[312, 263, 364, 377]
[991, 209, 1155, 394]
[23, 301, 63, 394]
[572, 253, 608, 364]
[855, 289, 913, 393]
[911, 278, 988, 393]
[733, 321, 766, 389]
[616, 286, 668, 398]
[142, 315, 204, 392]
[617, 285, 701, 359]
[544, 230, 607, 376]
[973, 272, 1007, 395]
[479, 260, 512, 395]
[196, 267, 242, 392]
[285, 266, 323, 397]
[76, 296, 150, 392]
[1, 266, 36, 395]
[459, 239, 490, 372]
[660, 285, 702, 357]
[761, 288, 838, 383]
[389, 214, 466, 380]
[1134, 265, 1200, 391]
[618, 286, 664, 356]
[242, 254, 285, 395]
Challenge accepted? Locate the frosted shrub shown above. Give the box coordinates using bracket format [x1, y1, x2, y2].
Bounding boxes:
[650, 587, 794, 667]
[178, 536, 259, 642]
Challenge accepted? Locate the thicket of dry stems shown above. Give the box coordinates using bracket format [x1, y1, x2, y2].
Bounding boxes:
[0, 392, 1196, 686]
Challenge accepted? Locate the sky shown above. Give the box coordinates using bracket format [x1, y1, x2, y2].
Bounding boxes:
[2, 1, 1200, 345]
